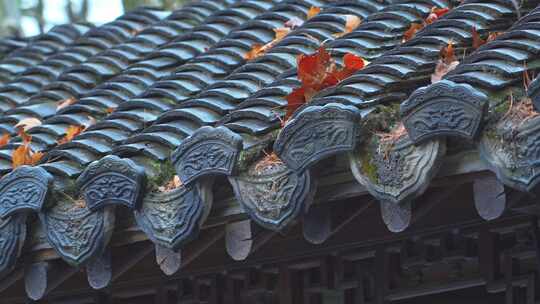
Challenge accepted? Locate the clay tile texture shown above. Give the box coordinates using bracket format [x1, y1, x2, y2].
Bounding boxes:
[1, 0, 540, 302]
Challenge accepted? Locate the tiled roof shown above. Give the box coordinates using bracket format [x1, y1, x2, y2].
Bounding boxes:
[0, 0, 539, 296]
[0, 23, 92, 84]
[0, 37, 29, 60]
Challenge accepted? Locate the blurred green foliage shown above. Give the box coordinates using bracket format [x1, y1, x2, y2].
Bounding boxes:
[0, 0, 186, 38]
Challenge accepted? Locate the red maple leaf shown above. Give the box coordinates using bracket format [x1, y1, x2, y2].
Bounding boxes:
[285, 87, 306, 121]
[285, 48, 368, 121]
[297, 45, 333, 90]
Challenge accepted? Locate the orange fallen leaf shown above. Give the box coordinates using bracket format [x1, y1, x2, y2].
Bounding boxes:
[244, 43, 264, 60]
[0, 133, 10, 147]
[431, 60, 459, 83]
[307, 6, 321, 19]
[431, 41, 459, 83]
[402, 23, 423, 43]
[11, 127, 43, 168]
[486, 32, 501, 42]
[17, 127, 32, 144]
[158, 175, 183, 192]
[15, 117, 41, 132]
[57, 125, 85, 145]
[56, 96, 77, 111]
[334, 15, 361, 38]
[273, 27, 291, 41]
[441, 41, 457, 64]
[471, 27, 485, 49]
[254, 151, 283, 172]
[244, 22, 297, 61]
[11, 143, 42, 168]
[30, 151, 43, 165]
[12, 145, 31, 168]
[425, 7, 449, 24]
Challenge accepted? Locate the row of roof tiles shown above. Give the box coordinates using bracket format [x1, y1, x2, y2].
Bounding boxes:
[0, 23, 92, 85]
[0, 37, 28, 61]
[0, 0, 538, 294]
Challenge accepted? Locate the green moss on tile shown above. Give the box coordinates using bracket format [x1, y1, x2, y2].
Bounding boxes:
[360, 147, 379, 183]
[146, 159, 176, 192]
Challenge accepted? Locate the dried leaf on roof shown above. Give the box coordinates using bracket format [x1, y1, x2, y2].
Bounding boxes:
[244, 43, 264, 61]
[431, 41, 459, 83]
[285, 47, 368, 120]
[472, 27, 501, 49]
[307, 6, 321, 20]
[244, 20, 297, 61]
[403, 6, 449, 42]
[333, 15, 361, 38]
[15, 117, 41, 131]
[285, 87, 307, 121]
[12, 145, 31, 168]
[471, 27, 485, 49]
[328, 52, 369, 83]
[0, 133, 10, 147]
[425, 7, 449, 24]
[18, 127, 32, 144]
[11, 130, 43, 168]
[375, 123, 408, 158]
[502, 94, 538, 126]
[74, 198, 87, 209]
[158, 175, 183, 192]
[56, 96, 77, 111]
[297, 46, 333, 90]
[402, 23, 423, 43]
[254, 151, 283, 173]
[30, 151, 44, 165]
[57, 125, 85, 145]
[523, 68, 534, 91]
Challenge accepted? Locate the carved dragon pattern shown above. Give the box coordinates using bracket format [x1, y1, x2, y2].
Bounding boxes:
[134, 186, 206, 250]
[41, 199, 114, 266]
[229, 161, 314, 231]
[77, 155, 145, 210]
[350, 136, 445, 204]
[480, 116, 540, 193]
[275, 103, 363, 172]
[0, 214, 26, 278]
[0, 166, 53, 217]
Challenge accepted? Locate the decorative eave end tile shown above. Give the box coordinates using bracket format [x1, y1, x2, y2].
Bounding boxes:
[529, 75, 540, 111]
[40, 199, 115, 266]
[171, 126, 242, 185]
[76, 155, 146, 211]
[134, 183, 212, 251]
[0, 166, 53, 218]
[479, 115, 540, 194]
[0, 213, 27, 279]
[228, 160, 315, 231]
[401, 80, 488, 144]
[350, 135, 446, 204]
[274, 103, 363, 172]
